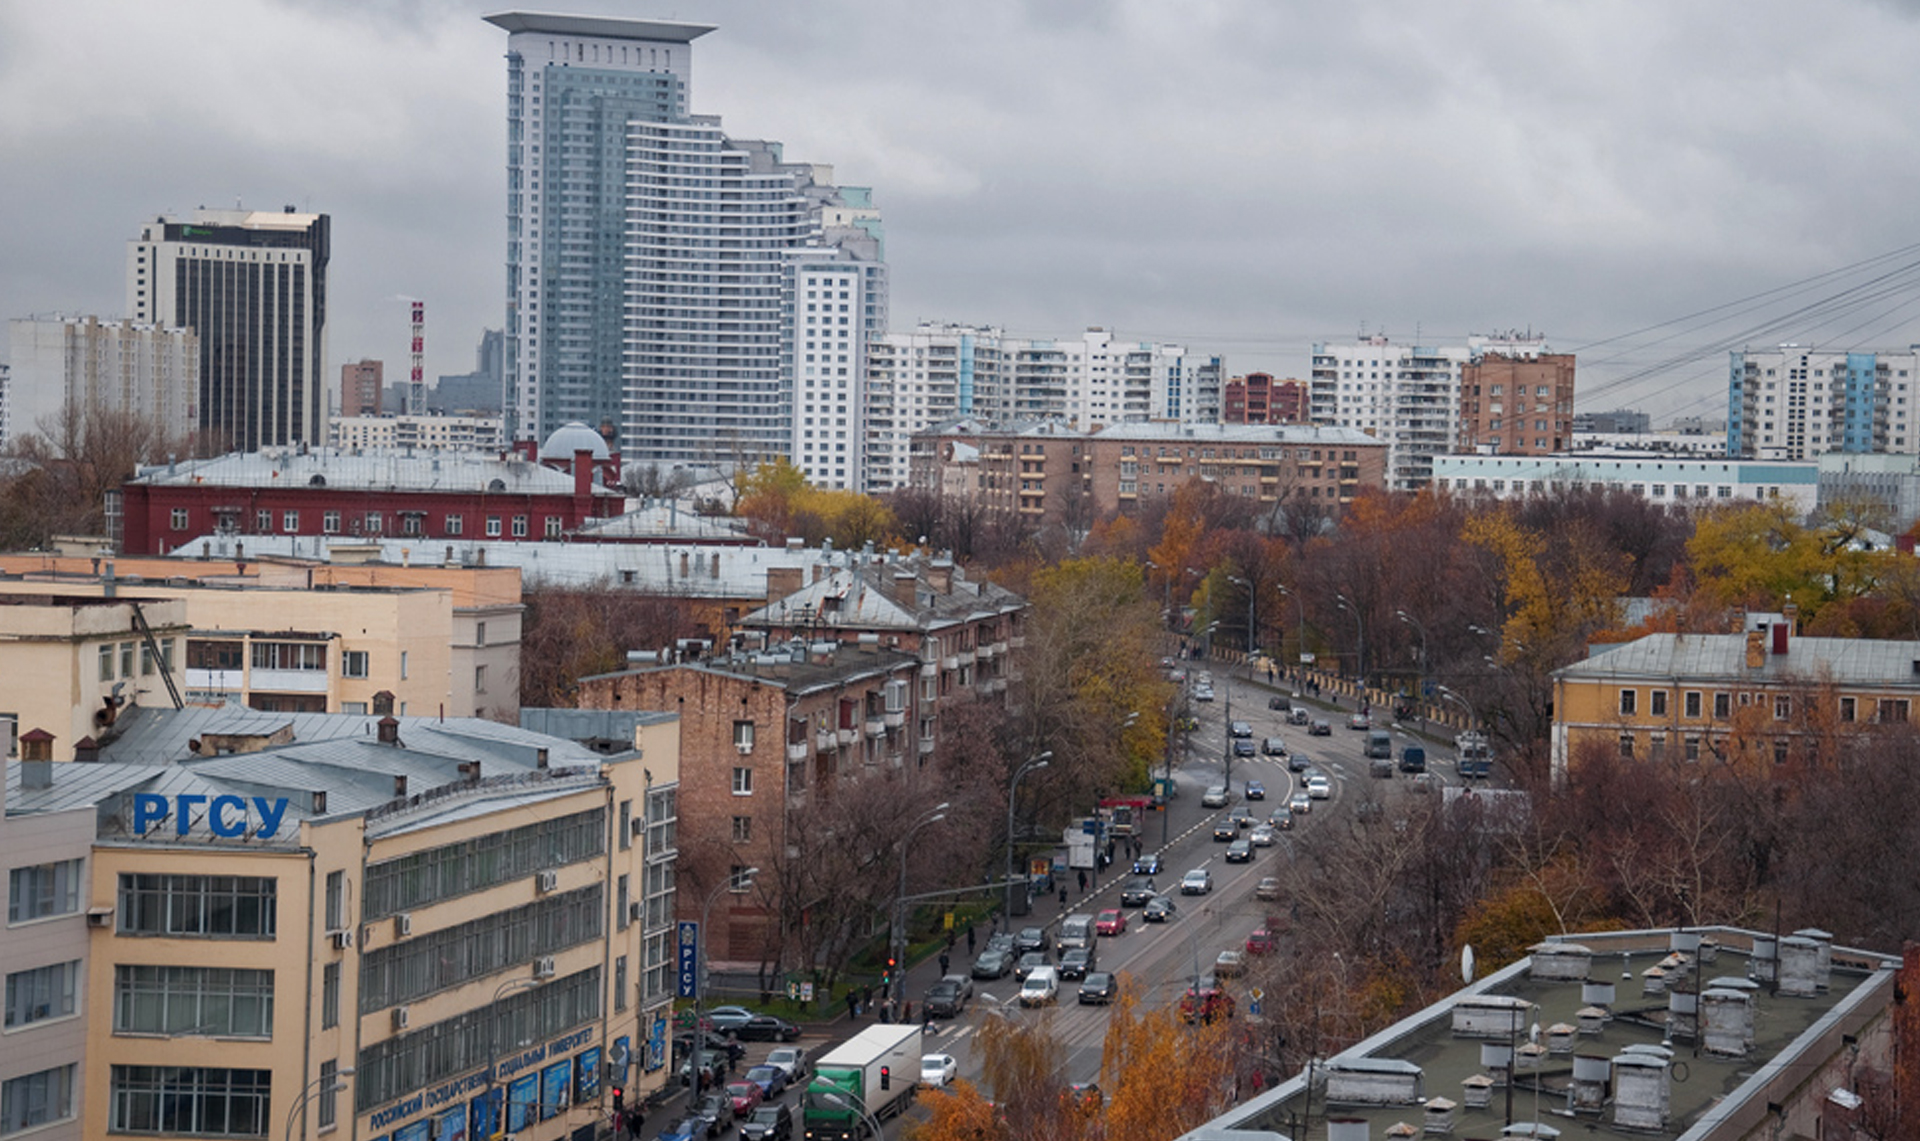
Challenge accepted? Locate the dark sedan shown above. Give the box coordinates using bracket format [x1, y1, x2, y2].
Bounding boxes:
[1142, 895, 1178, 922]
[971, 948, 1013, 979]
[737, 1014, 801, 1042]
[1078, 972, 1117, 1004]
[1013, 926, 1052, 956]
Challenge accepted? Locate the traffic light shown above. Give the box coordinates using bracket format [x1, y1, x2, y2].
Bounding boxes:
[883, 956, 896, 987]
[879, 1066, 891, 1091]
[611, 1086, 623, 1115]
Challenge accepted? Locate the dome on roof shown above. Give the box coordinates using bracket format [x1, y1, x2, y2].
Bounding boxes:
[540, 422, 610, 461]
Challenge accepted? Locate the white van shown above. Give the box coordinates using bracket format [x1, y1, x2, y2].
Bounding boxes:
[1019, 966, 1059, 1006]
[1058, 914, 1093, 951]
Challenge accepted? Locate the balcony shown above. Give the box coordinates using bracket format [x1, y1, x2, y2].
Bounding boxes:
[942, 655, 960, 670]
[1008, 635, 1026, 649]
[787, 743, 809, 763]
[884, 710, 906, 729]
[251, 668, 329, 693]
[920, 660, 938, 677]
[958, 649, 976, 667]
[864, 717, 886, 738]
[815, 728, 837, 751]
[837, 727, 858, 747]
[918, 737, 936, 755]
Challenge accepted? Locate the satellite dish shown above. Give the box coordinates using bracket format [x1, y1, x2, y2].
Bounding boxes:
[1462, 944, 1476, 983]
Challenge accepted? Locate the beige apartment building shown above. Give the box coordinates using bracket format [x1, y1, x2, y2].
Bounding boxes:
[0, 594, 190, 761]
[3, 705, 682, 1141]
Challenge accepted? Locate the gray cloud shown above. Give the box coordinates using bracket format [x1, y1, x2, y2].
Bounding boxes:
[5, 0, 1920, 422]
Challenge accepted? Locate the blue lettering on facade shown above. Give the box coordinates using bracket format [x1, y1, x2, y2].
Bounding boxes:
[372, 1030, 603, 1133]
[131, 793, 292, 839]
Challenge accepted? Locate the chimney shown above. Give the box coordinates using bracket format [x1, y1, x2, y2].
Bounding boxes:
[1783, 598, 1799, 632]
[458, 760, 481, 782]
[393, 775, 408, 797]
[536, 747, 550, 770]
[766, 565, 803, 600]
[377, 716, 400, 745]
[1745, 630, 1765, 669]
[73, 736, 100, 763]
[928, 558, 954, 595]
[1771, 619, 1789, 656]
[893, 571, 918, 609]
[574, 448, 594, 499]
[20, 728, 55, 762]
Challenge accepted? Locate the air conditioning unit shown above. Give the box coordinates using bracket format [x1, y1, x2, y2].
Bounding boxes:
[629, 818, 645, 839]
[533, 956, 556, 980]
[330, 929, 354, 950]
[535, 870, 558, 893]
[394, 913, 413, 938]
[391, 1006, 410, 1030]
[628, 902, 643, 923]
[87, 907, 115, 929]
[735, 742, 753, 755]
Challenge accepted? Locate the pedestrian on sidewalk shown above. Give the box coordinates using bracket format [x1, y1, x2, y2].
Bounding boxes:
[1076, 869, 1087, 894]
[939, 952, 950, 976]
[1059, 885, 1069, 908]
[966, 924, 976, 953]
[845, 990, 858, 1021]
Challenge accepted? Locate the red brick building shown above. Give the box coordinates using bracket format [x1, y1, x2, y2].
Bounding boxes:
[1458, 352, 1576, 454]
[118, 424, 624, 555]
[1223, 373, 1308, 424]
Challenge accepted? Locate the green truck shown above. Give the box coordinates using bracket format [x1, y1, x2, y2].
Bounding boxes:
[802, 1021, 923, 1139]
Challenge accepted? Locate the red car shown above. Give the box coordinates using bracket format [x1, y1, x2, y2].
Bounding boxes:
[1246, 928, 1275, 955]
[725, 1080, 763, 1117]
[1095, 908, 1128, 936]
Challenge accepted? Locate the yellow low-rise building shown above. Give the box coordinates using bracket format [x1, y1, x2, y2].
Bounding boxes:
[1551, 617, 1920, 780]
[0, 593, 189, 761]
[3, 705, 681, 1141]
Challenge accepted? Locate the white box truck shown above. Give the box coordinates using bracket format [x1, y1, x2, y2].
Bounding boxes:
[802, 1021, 923, 1139]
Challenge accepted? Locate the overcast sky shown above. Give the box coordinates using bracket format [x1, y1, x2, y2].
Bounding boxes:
[8, 0, 1920, 425]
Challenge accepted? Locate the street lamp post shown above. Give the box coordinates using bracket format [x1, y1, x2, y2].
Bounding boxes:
[1335, 593, 1366, 687]
[690, 866, 758, 1118]
[284, 1068, 354, 1141]
[1276, 585, 1305, 685]
[1227, 575, 1257, 666]
[1005, 753, 1052, 921]
[485, 976, 543, 1128]
[1395, 609, 1429, 732]
[816, 1089, 884, 1140]
[1434, 684, 1477, 738]
[893, 804, 950, 1006]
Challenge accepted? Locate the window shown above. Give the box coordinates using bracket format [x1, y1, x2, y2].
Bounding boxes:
[325, 871, 344, 931]
[1840, 696, 1856, 722]
[1774, 695, 1792, 720]
[322, 962, 339, 1029]
[1684, 691, 1702, 718]
[475, 665, 487, 693]
[342, 651, 369, 679]
[1650, 690, 1667, 717]
[282, 510, 299, 532]
[4, 961, 78, 1027]
[400, 651, 409, 680]
[731, 816, 752, 843]
[544, 516, 562, 538]
[317, 1060, 339, 1130]
[122, 641, 136, 678]
[117, 874, 277, 938]
[1773, 738, 1790, 764]
[255, 510, 271, 532]
[731, 767, 753, 796]
[1879, 699, 1910, 724]
[1713, 692, 1731, 719]
[486, 516, 502, 537]
[511, 515, 528, 538]
[475, 621, 487, 648]
[1684, 735, 1702, 762]
[3, 1064, 75, 1136]
[618, 799, 631, 852]
[171, 508, 190, 531]
[728, 866, 753, 893]
[110, 1065, 270, 1136]
[445, 514, 464, 536]
[114, 966, 274, 1037]
[732, 721, 754, 752]
[614, 955, 629, 1012]
[100, 643, 116, 681]
[1618, 733, 1634, 759]
[1618, 689, 1637, 716]
[323, 510, 341, 534]
[252, 642, 326, 671]
[365, 512, 383, 534]
[9, 859, 82, 924]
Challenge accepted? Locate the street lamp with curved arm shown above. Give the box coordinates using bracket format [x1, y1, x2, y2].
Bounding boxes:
[689, 866, 758, 1117]
[1227, 575, 1257, 658]
[1434, 684, 1476, 735]
[1335, 594, 1366, 681]
[816, 1089, 884, 1139]
[893, 804, 950, 1005]
[485, 975, 544, 1121]
[1005, 753, 1052, 921]
[285, 1068, 354, 1141]
[1276, 585, 1305, 681]
[1396, 610, 1429, 729]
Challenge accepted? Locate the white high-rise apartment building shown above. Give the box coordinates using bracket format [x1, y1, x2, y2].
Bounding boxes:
[1727, 345, 1920, 460]
[127, 208, 328, 451]
[5, 316, 199, 448]
[487, 12, 887, 473]
[863, 324, 1222, 494]
[1309, 332, 1546, 490]
[787, 250, 888, 490]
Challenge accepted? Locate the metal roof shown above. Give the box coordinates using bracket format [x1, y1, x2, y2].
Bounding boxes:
[482, 11, 715, 41]
[1556, 632, 1920, 688]
[740, 557, 1022, 632]
[131, 448, 616, 497]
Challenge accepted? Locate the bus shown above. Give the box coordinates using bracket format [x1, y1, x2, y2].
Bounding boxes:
[1457, 732, 1492, 779]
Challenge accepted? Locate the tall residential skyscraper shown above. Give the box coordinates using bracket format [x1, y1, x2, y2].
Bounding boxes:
[487, 11, 887, 479]
[4, 316, 199, 448]
[1727, 345, 1920, 459]
[127, 208, 330, 451]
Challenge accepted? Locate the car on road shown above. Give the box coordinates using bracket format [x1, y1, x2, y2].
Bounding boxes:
[744, 1065, 787, 1099]
[1262, 737, 1288, 757]
[925, 978, 969, 1018]
[1225, 838, 1253, 863]
[1233, 738, 1256, 757]
[1255, 876, 1281, 901]
[920, 1053, 958, 1088]
[1014, 951, 1049, 980]
[1078, 972, 1117, 1004]
[1308, 775, 1333, 799]
[695, 1093, 735, 1137]
[1249, 825, 1275, 847]
[1269, 807, 1294, 830]
[1095, 908, 1128, 936]
[1019, 966, 1059, 1006]
[1245, 778, 1266, 799]
[987, 931, 1016, 953]
[972, 948, 1013, 978]
[1268, 694, 1289, 710]
[739, 1103, 793, 1141]
[1059, 947, 1096, 979]
[1309, 719, 1332, 736]
[1014, 926, 1052, 955]
[1349, 712, 1371, 730]
[1193, 687, 1215, 702]
[764, 1046, 809, 1084]
[1121, 876, 1157, 906]
[1143, 895, 1178, 922]
[1288, 791, 1313, 814]
[1287, 751, 1312, 772]
[1289, 707, 1311, 725]
[1201, 784, 1230, 807]
[1230, 807, 1257, 829]
[1132, 852, 1163, 875]
[1214, 949, 1246, 977]
[1246, 928, 1276, 955]
[1181, 868, 1214, 895]
[1212, 821, 1237, 841]
[1179, 985, 1235, 1024]
[725, 1080, 763, 1117]
[702, 1005, 757, 1033]
[679, 1050, 727, 1088]
[738, 1013, 801, 1041]
[1230, 720, 1253, 738]
[658, 1117, 704, 1141]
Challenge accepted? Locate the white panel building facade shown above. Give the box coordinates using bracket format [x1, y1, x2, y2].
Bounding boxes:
[4, 316, 198, 448]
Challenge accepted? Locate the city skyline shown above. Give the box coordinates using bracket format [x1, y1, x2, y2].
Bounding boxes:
[8, 0, 1920, 426]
